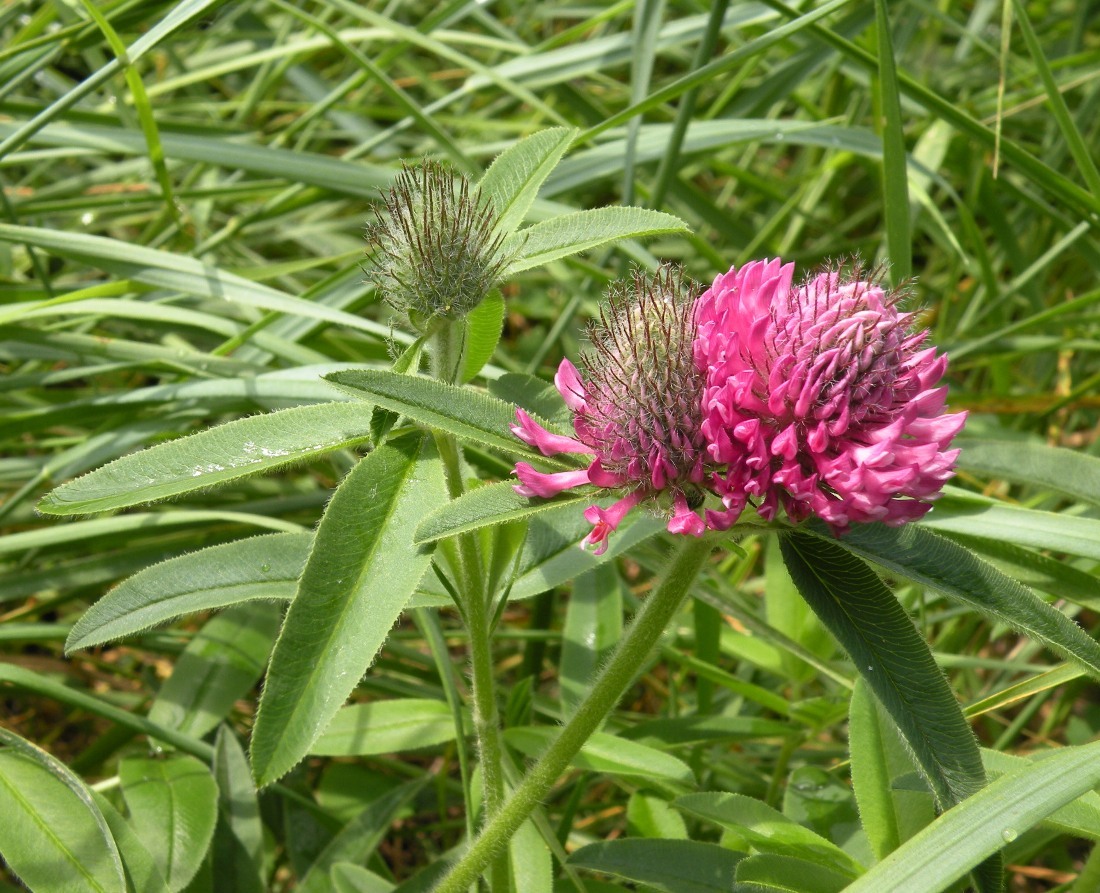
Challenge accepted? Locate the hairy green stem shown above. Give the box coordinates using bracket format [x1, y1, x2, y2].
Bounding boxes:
[433, 536, 715, 893]
[430, 321, 509, 890]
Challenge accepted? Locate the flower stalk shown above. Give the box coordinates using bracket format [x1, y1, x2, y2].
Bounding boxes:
[432, 535, 715, 893]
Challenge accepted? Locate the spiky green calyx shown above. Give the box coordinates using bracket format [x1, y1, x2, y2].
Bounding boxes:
[368, 162, 510, 330]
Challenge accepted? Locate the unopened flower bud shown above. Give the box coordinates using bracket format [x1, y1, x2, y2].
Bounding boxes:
[368, 162, 510, 328]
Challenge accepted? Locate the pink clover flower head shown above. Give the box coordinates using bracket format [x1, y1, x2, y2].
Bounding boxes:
[694, 259, 966, 533]
[510, 266, 718, 554]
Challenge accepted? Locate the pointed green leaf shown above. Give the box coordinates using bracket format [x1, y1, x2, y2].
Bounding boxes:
[415, 481, 590, 544]
[478, 127, 577, 236]
[212, 728, 265, 893]
[297, 778, 428, 893]
[250, 434, 444, 786]
[119, 754, 219, 893]
[326, 369, 576, 467]
[93, 792, 169, 893]
[568, 839, 743, 893]
[40, 402, 372, 515]
[461, 290, 505, 383]
[503, 727, 694, 786]
[780, 533, 985, 808]
[311, 699, 459, 756]
[509, 818, 552, 893]
[983, 749, 1100, 841]
[843, 739, 1100, 893]
[849, 680, 934, 860]
[65, 532, 310, 653]
[0, 730, 126, 893]
[503, 206, 688, 274]
[813, 521, 1100, 679]
[957, 439, 1100, 507]
[674, 792, 862, 877]
[779, 532, 1001, 893]
[735, 853, 854, 893]
[149, 603, 281, 739]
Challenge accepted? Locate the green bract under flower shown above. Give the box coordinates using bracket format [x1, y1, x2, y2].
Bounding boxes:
[368, 162, 511, 328]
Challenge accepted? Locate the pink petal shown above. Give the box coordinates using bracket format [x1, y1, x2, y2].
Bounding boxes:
[667, 492, 705, 537]
[510, 408, 590, 456]
[583, 491, 645, 555]
[554, 358, 588, 412]
[513, 463, 592, 498]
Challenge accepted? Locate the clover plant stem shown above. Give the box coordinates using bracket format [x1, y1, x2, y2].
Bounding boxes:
[433, 536, 714, 893]
[430, 320, 510, 890]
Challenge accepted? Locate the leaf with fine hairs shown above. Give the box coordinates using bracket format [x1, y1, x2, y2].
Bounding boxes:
[779, 532, 1002, 893]
[250, 433, 444, 786]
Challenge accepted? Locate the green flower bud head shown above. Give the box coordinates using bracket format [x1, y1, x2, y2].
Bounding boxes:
[368, 161, 510, 330]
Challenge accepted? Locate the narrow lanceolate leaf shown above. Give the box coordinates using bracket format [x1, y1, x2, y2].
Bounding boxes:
[478, 127, 578, 236]
[780, 533, 1002, 893]
[415, 481, 590, 544]
[326, 369, 576, 468]
[310, 699, 459, 756]
[957, 439, 1100, 507]
[250, 434, 444, 786]
[567, 839, 743, 893]
[503, 727, 695, 786]
[119, 754, 219, 893]
[65, 532, 311, 653]
[40, 402, 372, 515]
[874, 0, 911, 283]
[502, 206, 689, 274]
[560, 564, 622, 714]
[843, 739, 1100, 893]
[812, 521, 1100, 679]
[0, 730, 126, 893]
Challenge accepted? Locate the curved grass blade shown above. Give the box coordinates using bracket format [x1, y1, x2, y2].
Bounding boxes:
[843, 739, 1100, 893]
[957, 439, 1100, 507]
[809, 521, 1100, 679]
[778, 532, 1001, 893]
[40, 402, 373, 515]
[250, 434, 444, 786]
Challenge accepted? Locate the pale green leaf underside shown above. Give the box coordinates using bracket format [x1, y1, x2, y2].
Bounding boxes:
[119, 754, 218, 893]
[478, 127, 577, 236]
[503, 206, 688, 274]
[40, 402, 372, 515]
[844, 739, 1100, 893]
[503, 727, 694, 786]
[0, 730, 126, 893]
[250, 435, 444, 786]
[311, 699, 460, 756]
